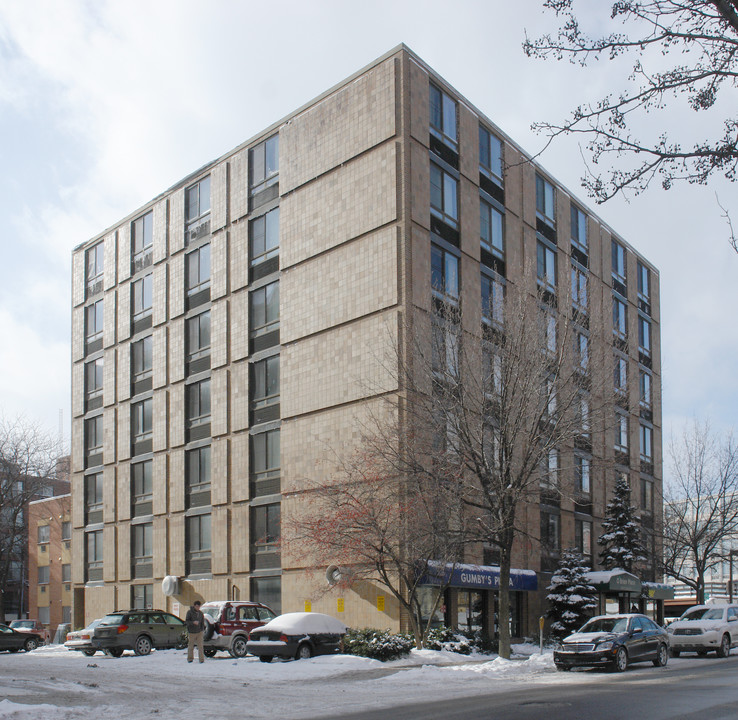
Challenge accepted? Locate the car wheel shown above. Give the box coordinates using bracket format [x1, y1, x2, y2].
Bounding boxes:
[175, 632, 188, 650]
[230, 636, 248, 658]
[83, 649, 96, 657]
[295, 643, 313, 660]
[108, 648, 124, 658]
[653, 644, 668, 667]
[612, 647, 628, 672]
[670, 648, 680, 657]
[696, 649, 708, 656]
[555, 664, 571, 672]
[23, 637, 39, 652]
[204, 647, 217, 658]
[259, 655, 273, 663]
[134, 635, 152, 656]
[203, 618, 215, 642]
[717, 634, 730, 658]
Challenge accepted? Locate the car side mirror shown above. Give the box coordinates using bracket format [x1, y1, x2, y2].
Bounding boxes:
[632, 626, 643, 634]
[728, 616, 737, 622]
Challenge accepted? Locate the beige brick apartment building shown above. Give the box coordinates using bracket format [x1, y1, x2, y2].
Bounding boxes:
[70, 45, 662, 638]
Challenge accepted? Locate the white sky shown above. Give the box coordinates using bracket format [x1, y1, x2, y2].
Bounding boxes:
[0, 0, 735, 454]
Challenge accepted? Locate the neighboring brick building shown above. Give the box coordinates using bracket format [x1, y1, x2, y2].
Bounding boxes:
[27, 493, 72, 640]
[70, 45, 662, 637]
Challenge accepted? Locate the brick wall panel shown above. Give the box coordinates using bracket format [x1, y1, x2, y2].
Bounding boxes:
[230, 290, 248, 361]
[117, 342, 130, 402]
[153, 325, 167, 389]
[116, 285, 129, 344]
[72, 362, 84, 418]
[72, 306, 84, 363]
[153, 198, 168, 264]
[72, 249, 86, 307]
[103, 465, 116, 524]
[231, 433, 249, 503]
[229, 149, 249, 223]
[211, 368, 228, 437]
[153, 453, 167, 516]
[212, 162, 227, 232]
[212, 299, 228, 368]
[153, 388, 167, 452]
[212, 231, 228, 300]
[212, 437, 228, 506]
[169, 384, 184, 448]
[117, 523, 131, 582]
[170, 189, 185, 255]
[105, 289, 118, 348]
[103, 407, 117, 465]
[230, 504, 250, 573]
[169, 254, 184, 319]
[211, 506, 229, 575]
[103, 525, 116, 583]
[169, 318, 184, 384]
[169, 515, 185, 577]
[117, 402, 130, 463]
[153, 263, 168, 326]
[230, 361, 248, 432]
[71, 418, 84, 473]
[169, 448, 185, 513]
[229, 221, 248, 293]
[103, 347, 116, 407]
[118, 223, 131, 283]
[103, 232, 117, 291]
[153, 516, 168, 578]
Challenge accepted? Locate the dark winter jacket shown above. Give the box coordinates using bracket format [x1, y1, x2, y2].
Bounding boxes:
[186, 606, 205, 634]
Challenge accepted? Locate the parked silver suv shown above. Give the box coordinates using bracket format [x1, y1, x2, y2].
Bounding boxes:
[667, 603, 738, 657]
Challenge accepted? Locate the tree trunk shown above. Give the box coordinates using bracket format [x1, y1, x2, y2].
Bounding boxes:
[498, 550, 512, 659]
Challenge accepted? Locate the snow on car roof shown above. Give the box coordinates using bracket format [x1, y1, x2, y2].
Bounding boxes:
[260, 612, 347, 635]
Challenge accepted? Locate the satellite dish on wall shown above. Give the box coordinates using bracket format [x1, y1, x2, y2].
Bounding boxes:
[162, 576, 180, 597]
[326, 565, 353, 587]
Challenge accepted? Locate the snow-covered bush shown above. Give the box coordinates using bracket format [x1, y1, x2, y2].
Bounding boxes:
[546, 549, 598, 642]
[343, 628, 414, 661]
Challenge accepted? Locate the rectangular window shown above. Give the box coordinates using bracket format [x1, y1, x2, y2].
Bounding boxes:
[86, 472, 103, 511]
[578, 394, 590, 437]
[641, 478, 654, 511]
[186, 513, 211, 567]
[86, 242, 104, 295]
[85, 300, 104, 344]
[479, 126, 503, 183]
[575, 519, 592, 558]
[541, 311, 557, 353]
[252, 356, 280, 410]
[429, 83, 457, 147]
[481, 273, 504, 327]
[432, 317, 460, 377]
[640, 423, 653, 461]
[431, 244, 459, 301]
[85, 358, 104, 402]
[85, 416, 103, 457]
[536, 174, 555, 225]
[612, 240, 626, 284]
[131, 398, 152, 443]
[132, 460, 153, 502]
[540, 510, 560, 552]
[249, 135, 279, 195]
[186, 312, 211, 363]
[37, 565, 50, 584]
[571, 205, 587, 249]
[38, 525, 50, 544]
[638, 316, 651, 355]
[185, 176, 211, 231]
[186, 446, 211, 491]
[612, 297, 627, 338]
[86, 530, 103, 573]
[615, 413, 629, 452]
[250, 207, 280, 267]
[131, 336, 153, 383]
[186, 379, 211, 428]
[574, 331, 589, 372]
[62, 563, 71, 582]
[131, 274, 153, 321]
[186, 244, 211, 296]
[537, 241, 556, 290]
[430, 163, 458, 227]
[252, 429, 280, 481]
[132, 523, 153, 562]
[483, 344, 503, 398]
[480, 198, 504, 259]
[132, 584, 153, 610]
[614, 354, 628, 394]
[575, 455, 591, 494]
[637, 261, 650, 301]
[640, 370, 652, 408]
[250, 281, 280, 337]
[571, 265, 588, 312]
[61, 521, 71, 541]
[131, 211, 153, 271]
[541, 449, 559, 489]
[253, 503, 281, 551]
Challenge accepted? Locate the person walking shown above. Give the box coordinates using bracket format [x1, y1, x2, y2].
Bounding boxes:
[186, 600, 206, 663]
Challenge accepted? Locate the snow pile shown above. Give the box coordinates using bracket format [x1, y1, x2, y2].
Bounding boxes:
[0, 700, 73, 719]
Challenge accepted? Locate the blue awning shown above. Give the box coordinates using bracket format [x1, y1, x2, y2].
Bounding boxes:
[419, 561, 538, 592]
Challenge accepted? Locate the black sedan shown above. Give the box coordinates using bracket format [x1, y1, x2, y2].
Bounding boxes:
[0, 623, 43, 653]
[246, 612, 346, 662]
[554, 614, 669, 672]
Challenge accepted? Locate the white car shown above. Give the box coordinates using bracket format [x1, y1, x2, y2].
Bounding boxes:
[667, 604, 738, 657]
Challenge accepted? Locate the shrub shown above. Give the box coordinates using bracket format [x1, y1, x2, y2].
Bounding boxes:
[425, 626, 496, 655]
[343, 628, 414, 661]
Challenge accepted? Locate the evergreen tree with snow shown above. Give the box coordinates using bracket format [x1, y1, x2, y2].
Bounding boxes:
[546, 550, 597, 641]
[598, 475, 647, 572]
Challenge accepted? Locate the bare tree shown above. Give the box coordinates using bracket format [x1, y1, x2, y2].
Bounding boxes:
[524, 0, 738, 232]
[0, 416, 63, 622]
[291, 425, 468, 649]
[661, 421, 738, 603]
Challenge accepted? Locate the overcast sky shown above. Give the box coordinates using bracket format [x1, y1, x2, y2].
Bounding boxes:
[0, 0, 735, 454]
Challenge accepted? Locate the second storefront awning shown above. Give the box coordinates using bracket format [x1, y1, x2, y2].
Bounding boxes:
[585, 569, 641, 594]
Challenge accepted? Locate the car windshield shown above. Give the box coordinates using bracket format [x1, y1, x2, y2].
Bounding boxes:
[700, 609, 725, 620]
[201, 605, 220, 622]
[580, 617, 629, 634]
[10, 621, 34, 629]
[99, 614, 126, 626]
[681, 608, 711, 621]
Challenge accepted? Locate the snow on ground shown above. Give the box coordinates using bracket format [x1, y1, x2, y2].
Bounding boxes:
[0, 642, 669, 720]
